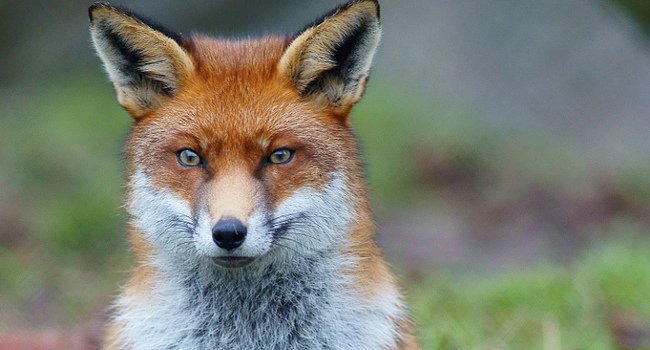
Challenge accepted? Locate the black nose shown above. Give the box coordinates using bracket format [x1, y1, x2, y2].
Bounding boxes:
[212, 218, 247, 251]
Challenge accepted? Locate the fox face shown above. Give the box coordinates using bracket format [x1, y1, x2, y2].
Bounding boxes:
[126, 95, 356, 268]
[90, 1, 380, 269]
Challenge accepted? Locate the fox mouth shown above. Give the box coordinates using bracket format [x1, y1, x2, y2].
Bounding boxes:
[211, 256, 256, 268]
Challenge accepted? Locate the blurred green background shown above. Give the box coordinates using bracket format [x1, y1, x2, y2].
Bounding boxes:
[1, 1, 649, 349]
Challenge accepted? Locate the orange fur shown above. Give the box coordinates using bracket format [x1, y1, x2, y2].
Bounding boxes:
[90, 1, 419, 348]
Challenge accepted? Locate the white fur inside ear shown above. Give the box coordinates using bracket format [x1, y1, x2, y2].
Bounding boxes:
[89, 6, 193, 116]
[278, 1, 381, 109]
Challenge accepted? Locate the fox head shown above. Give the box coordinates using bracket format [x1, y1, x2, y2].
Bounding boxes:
[90, 1, 381, 269]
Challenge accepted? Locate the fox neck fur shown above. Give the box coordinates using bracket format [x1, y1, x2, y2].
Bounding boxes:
[110, 239, 405, 350]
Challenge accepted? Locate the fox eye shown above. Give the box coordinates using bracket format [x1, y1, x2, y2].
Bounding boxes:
[268, 148, 295, 165]
[177, 149, 202, 167]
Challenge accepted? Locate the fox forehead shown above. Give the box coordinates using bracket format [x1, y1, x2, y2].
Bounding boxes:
[130, 34, 338, 149]
[185, 34, 289, 86]
[175, 34, 300, 121]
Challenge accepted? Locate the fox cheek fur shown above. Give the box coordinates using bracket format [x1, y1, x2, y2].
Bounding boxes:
[90, 0, 420, 348]
[128, 168, 353, 265]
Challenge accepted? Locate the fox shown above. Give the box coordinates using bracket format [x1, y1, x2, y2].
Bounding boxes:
[89, 1, 419, 349]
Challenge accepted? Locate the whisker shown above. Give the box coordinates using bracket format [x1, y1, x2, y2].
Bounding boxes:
[275, 236, 304, 246]
[280, 231, 318, 241]
[271, 241, 301, 255]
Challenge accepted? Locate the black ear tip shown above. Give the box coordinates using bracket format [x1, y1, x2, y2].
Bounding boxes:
[351, 0, 380, 14]
[373, 0, 381, 20]
[88, 2, 111, 22]
[366, 0, 380, 20]
[87, 3, 182, 43]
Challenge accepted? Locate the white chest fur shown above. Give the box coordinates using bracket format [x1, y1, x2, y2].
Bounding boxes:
[111, 253, 403, 350]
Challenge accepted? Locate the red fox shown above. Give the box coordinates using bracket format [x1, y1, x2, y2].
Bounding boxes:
[89, 1, 419, 348]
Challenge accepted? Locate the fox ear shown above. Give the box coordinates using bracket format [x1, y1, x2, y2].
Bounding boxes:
[278, 0, 381, 114]
[89, 3, 194, 118]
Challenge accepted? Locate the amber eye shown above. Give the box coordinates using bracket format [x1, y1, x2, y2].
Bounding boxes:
[268, 148, 295, 165]
[177, 149, 202, 167]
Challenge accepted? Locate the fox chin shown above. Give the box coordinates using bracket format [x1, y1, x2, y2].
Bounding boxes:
[89, 1, 420, 349]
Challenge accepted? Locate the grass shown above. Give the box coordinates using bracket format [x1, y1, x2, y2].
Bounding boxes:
[410, 231, 650, 349]
[0, 72, 131, 326]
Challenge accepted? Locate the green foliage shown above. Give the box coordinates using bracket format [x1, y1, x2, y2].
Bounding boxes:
[1, 73, 128, 255]
[0, 73, 131, 324]
[410, 233, 650, 349]
[352, 80, 594, 209]
[352, 81, 496, 202]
